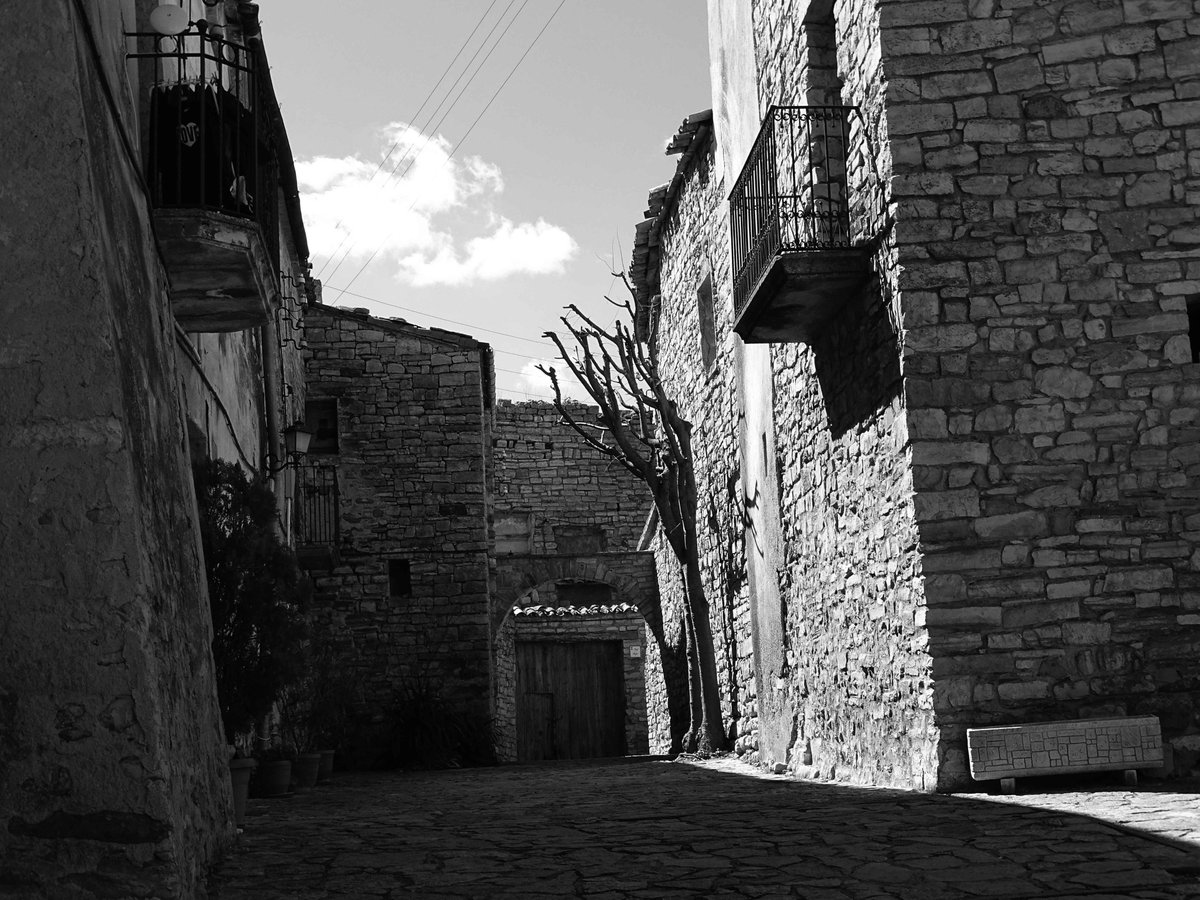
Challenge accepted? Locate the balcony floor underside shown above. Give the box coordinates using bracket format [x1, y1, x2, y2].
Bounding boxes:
[733, 248, 872, 344]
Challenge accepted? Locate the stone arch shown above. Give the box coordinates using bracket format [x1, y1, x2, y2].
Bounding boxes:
[491, 553, 656, 633]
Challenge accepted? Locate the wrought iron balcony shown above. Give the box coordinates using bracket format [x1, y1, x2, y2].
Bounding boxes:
[729, 106, 871, 343]
[128, 21, 280, 331]
[294, 463, 339, 569]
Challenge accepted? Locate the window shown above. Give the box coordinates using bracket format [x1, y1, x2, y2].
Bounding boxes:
[495, 513, 534, 554]
[304, 398, 339, 454]
[1187, 296, 1200, 363]
[553, 524, 605, 554]
[388, 559, 412, 598]
[556, 581, 613, 606]
[697, 274, 717, 370]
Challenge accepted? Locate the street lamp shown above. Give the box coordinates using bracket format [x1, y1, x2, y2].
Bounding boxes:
[267, 425, 312, 473]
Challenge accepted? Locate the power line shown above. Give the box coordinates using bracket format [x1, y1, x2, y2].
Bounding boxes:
[313, 0, 504, 277]
[322, 0, 532, 284]
[322, 285, 553, 349]
[332, 0, 569, 302]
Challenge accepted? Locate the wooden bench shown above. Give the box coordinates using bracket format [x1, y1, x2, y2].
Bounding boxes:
[967, 716, 1163, 794]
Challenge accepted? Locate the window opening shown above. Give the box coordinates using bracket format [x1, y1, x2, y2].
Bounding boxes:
[1187, 296, 1200, 363]
[305, 398, 339, 454]
[388, 559, 412, 598]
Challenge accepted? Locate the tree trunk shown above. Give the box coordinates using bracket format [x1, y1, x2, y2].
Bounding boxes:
[683, 550, 727, 753]
[681, 600, 702, 753]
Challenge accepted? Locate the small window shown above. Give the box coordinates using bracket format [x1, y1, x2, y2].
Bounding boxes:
[554, 524, 605, 554]
[388, 559, 411, 598]
[305, 399, 339, 454]
[697, 275, 717, 370]
[557, 581, 613, 606]
[1187, 296, 1200, 363]
[495, 513, 533, 554]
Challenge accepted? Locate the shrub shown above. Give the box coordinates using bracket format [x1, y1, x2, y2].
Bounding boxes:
[383, 676, 496, 770]
[194, 459, 310, 742]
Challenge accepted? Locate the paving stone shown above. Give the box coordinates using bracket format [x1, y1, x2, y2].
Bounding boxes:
[209, 758, 1200, 898]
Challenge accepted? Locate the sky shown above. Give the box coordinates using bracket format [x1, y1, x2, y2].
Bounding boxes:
[261, 1, 713, 401]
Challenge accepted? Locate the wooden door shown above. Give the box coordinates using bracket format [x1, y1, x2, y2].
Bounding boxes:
[516, 641, 625, 761]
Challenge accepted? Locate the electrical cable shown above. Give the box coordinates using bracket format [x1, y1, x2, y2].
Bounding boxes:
[320, 0, 530, 284]
[329, 0, 568, 299]
[321, 285, 550, 347]
[313, 0, 503, 276]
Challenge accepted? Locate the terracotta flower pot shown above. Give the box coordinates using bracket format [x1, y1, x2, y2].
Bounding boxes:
[317, 749, 335, 784]
[292, 752, 321, 792]
[257, 759, 292, 797]
[229, 757, 257, 826]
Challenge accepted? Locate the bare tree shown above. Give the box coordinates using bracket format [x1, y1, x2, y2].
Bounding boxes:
[538, 277, 726, 754]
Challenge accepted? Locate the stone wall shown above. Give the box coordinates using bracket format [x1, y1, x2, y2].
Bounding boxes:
[491, 400, 650, 556]
[644, 533, 693, 755]
[871, 0, 1200, 786]
[0, 3, 231, 893]
[681, 0, 1200, 789]
[646, 126, 757, 756]
[302, 306, 495, 747]
[180, 331, 267, 470]
[751, 0, 939, 789]
[493, 614, 517, 761]
[489, 400, 657, 759]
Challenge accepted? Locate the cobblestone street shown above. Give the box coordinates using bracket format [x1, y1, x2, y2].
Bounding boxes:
[209, 757, 1200, 899]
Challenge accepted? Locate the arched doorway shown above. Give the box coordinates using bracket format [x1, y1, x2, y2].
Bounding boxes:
[491, 555, 657, 762]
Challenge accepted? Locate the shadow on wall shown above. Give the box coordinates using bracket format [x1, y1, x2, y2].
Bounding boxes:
[812, 276, 901, 440]
[707, 466, 747, 734]
[208, 761, 1200, 897]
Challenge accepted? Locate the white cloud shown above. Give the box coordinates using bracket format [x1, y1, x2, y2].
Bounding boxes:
[405, 219, 578, 287]
[298, 123, 576, 286]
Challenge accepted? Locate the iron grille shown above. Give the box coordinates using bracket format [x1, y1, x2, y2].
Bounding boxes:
[128, 21, 279, 269]
[729, 105, 856, 316]
[295, 463, 339, 547]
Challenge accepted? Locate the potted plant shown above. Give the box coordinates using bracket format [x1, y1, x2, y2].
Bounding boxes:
[253, 745, 295, 798]
[278, 625, 357, 787]
[277, 682, 321, 792]
[194, 459, 311, 815]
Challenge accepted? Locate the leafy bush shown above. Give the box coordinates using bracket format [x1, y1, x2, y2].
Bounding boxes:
[277, 624, 357, 753]
[194, 459, 310, 741]
[383, 676, 496, 770]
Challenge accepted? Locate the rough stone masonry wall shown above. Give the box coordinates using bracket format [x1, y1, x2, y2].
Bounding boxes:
[874, 0, 1200, 786]
[512, 609, 650, 755]
[650, 132, 756, 755]
[0, 3, 232, 893]
[303, 306, 494, 746]
[491, 400, 650, 557]
[489, 400, 657, 756]
[752, 0, 938, 789]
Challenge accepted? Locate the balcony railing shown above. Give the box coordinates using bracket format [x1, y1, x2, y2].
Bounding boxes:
[127, 21, 281, 330]
[730, 106, 868, 341]
[294, 463, 339, 568]
[130, 21, 277, 245]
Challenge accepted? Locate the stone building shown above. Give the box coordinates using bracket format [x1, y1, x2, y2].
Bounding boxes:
[299, 304, 496, 755]
[295, 334, 658, 763]
[635, 0, 1200, 790]
[1, 1, 312, 894]
[490, 400, 657, 761]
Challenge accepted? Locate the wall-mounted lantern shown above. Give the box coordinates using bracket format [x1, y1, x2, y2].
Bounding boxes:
[267, 425, 313, 473]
